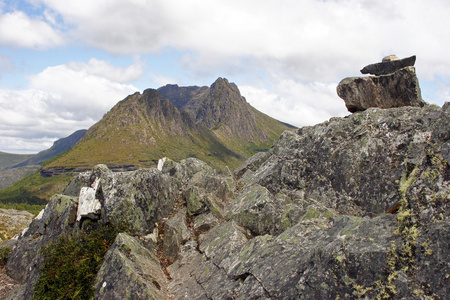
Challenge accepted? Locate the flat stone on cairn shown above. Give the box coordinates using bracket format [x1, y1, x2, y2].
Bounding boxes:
[337, 55, 426, 113]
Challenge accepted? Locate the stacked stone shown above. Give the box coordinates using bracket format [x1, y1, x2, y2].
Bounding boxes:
[337, 55, 426, 113]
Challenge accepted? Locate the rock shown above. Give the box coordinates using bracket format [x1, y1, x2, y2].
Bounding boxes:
[76, 178, 102, 222]
[227, 184, 284, 236]
[3, 99, 449, 299]
[94, 233, 170, 299]
[0, 209, 34, 241]
[337, 66, 425, 113]
[382, 54, 399, 62]
[97, 166, 180, 235]
[4, 194, 78, 299]
[162, 210, 190, 264]
[360, 55, 416, 75]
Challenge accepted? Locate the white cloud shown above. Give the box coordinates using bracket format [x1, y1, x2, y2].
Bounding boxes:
[33, 0, 450, 79]
[240, 76, 349, 128]
[0, 59, 141, 152]
[0, 9, 64, 49]
[67, 58, 144, 84]
[0, 55, 14, 77]
[0, 89, 91, 153]
[29, 63, 140, 121]
[151, 74, 180, 87]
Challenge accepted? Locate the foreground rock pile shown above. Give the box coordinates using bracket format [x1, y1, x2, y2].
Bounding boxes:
[1, 59, 449, 299]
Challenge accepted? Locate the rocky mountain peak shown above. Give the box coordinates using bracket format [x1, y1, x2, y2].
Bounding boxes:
[40, 78, 291, 175]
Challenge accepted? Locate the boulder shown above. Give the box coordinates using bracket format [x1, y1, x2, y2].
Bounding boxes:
[337, 66, 425, 113]
[361, 55, 416, 75]
[94, 233, 170, 299]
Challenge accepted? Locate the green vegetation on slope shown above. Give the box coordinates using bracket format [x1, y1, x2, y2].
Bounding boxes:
[0, 171, 71, 212]
[0, 151, 34, 170]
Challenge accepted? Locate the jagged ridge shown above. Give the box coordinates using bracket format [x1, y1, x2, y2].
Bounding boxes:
[42, 78, 292, 174]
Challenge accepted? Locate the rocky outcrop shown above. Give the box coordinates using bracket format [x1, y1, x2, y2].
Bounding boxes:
[2, 100, 449, 299]
[337, 55, 425, 112]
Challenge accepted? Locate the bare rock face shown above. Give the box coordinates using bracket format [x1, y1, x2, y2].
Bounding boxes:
[337, 56, 425, 113]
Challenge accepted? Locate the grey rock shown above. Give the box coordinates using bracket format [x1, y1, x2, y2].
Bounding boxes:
[4, 194, 78, 299]
[3, 100, 449, 299]
[94, 233, 169, 299]
[361, 55, 416, 75]
[162, 210, 190, 264]
[337, 67, 425, 113]
[98, 166, 180, 235]
[249, 104, 448, 217]
[227, 184, 284, 235]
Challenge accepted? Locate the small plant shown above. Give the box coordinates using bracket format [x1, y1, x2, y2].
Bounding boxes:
[0, 247, 11, 265]
[32, 223, 124, 300]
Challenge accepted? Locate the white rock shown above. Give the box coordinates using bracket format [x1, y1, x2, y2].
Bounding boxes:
[157, 157, 167, 171]
[76, 178, 102, 222]
[34, 206, 46, 220]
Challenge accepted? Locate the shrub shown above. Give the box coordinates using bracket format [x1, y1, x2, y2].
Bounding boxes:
[32, 223, 122, 300]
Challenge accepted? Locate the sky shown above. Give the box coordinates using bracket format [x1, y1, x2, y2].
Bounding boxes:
[1, 0, 450, 154]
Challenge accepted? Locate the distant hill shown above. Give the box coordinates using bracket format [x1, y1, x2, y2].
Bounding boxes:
[8, 130, 88, 169]
[0, 152, 34, 170]
[0, 130, 87, 210]
[42, 78, 293, 175]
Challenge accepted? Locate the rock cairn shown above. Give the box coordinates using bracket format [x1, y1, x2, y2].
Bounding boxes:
[337, 55, 426, 113]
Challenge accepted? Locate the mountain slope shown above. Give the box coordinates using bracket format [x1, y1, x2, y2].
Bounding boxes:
[0, 130, 86, 190]
[9, 130, 87, 169]
[43, 78, 293, 174]
[0, 152, 33, 170]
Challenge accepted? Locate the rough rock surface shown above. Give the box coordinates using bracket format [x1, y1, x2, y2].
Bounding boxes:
[0, 209, 33, 241]
[94, 233, 170, 299]
[337, 66, 425, 112]
[2, 102, 449, 299]
[360, 55, 416, 75]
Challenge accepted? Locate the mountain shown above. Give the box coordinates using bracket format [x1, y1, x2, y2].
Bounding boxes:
[8, 130, 87, 169]
[0, 130, 87, 191]
[41, 78, 293, 175]
[0, 153, 34, 170]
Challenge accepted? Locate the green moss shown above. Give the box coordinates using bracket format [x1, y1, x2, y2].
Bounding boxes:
[302, 207, 321, 221]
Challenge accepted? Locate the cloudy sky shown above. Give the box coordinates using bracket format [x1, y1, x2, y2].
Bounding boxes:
[1, 0, 450, 153]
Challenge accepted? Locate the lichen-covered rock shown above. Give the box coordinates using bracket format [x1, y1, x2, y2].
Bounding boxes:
[3, 100, 448, 299]
[250, 104, 448, 217]
[94, 233, 169, 299]
[337, 67, 425, 112]
[98, 167, 180, 235]
[162, 210, 190, 264]
[228, 184, 284, 235]
[4, 194, 78, 299]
